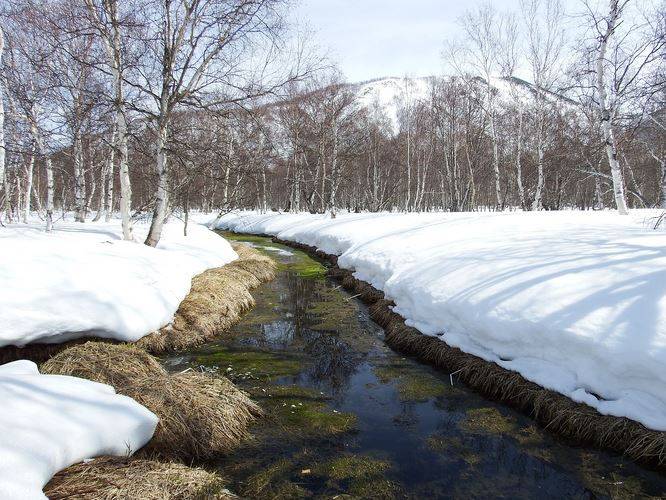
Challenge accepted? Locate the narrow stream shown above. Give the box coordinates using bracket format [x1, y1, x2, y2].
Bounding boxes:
[164, 233, 666, 499]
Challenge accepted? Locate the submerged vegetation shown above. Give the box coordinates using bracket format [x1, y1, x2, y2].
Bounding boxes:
[196, 347, 305, 381]
[373, 358, 453, 402]
[156, 235, 666, 498]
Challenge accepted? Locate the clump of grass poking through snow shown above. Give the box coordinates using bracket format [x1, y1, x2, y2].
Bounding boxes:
[42, 342, 261, 462]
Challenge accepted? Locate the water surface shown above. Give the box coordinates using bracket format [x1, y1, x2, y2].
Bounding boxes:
[164, 233, 666, 499]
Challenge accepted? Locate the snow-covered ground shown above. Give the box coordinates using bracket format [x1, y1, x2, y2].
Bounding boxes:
[216, 210, 666, 431]
[0, 216, 237, 347]
[0, 359, 157, 499]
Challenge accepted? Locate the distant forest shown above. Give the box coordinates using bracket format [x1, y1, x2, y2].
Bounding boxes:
[0, 0, 663, 245]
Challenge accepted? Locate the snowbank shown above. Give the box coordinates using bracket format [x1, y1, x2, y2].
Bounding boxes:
[0, 359, 158, 499]
[0, 217, 237, 347]
[216, 210, 666, 431]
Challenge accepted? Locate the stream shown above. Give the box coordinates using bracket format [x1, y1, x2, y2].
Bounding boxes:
[164, 233, 666, 499]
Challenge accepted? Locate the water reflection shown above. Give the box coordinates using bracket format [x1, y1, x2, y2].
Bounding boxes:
[167, 235, 666, 499]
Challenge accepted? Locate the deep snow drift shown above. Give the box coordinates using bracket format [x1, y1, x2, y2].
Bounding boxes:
[216, 210, 666, 431]
[0, 359, 158, 499]
[0, 217, 237, 347]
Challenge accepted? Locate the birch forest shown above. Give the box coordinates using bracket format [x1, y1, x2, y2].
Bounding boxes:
[0, 0, 664, 245]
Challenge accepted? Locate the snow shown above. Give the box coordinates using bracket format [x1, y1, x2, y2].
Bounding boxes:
[215, 210, 666, 431]
[353, 77, 432, 130]
[0, 359, 158, 499]
[0, 217, 237, 347]
[350, 75, 576, 133]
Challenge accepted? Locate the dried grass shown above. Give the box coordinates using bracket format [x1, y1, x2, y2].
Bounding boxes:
[0, 243, 276, 363]
[274, 237, 666, 468]
[42, 342, 261, 461]
[44, 456, 232, 500]
[138, 243, 276, 353]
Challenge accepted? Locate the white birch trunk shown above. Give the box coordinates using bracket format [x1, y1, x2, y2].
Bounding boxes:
[87, 0, 133, 237]
[22, 145, 35, 223]
[515, 109, 526, 209]
[145, 120, 169, 247]
[45, 155, 54, 231]
[596, 0, 629, 215]
[405, 122, 411, 211]
[328, 119, 339, 214]
[73, 131, 86, 222]
[105, 151, 114, 222]
[486, 80, 502, 210]
[30, 114, 54, 231]
[645, 148, 666, 209]
[94, 127, 116, 222]
[0, 27, 5, 200]
[532, 119, 545, 211]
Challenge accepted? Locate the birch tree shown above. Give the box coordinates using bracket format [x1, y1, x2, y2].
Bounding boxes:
[584, 0, 663, 214]
[522, 0, 565, 210]
[131, 0, 308, 247]
[0, 26, 5, 208]
[458, 3, 504, 209]
[84, 0, 135, 238]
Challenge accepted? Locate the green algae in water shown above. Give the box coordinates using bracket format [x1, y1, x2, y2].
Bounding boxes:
[279, 254, 327, 279]
[317, 455, 400, 498]
[244, 458, 308, 499]
[373, 360, 452, 402]
[308, 286, 360, 330]
[196, 348, 304, 380]
[321, 455, 391, 480]
[218, 231, 271, 245]
[258, 385, 357, 435]
[459, 407, 517, 434]
[425, 434, 482, 468]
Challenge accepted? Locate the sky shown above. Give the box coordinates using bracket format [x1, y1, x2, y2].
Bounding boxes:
[291, 0, 583, 83]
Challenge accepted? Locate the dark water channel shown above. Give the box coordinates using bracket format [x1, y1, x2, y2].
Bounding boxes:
[164, 233, 666, 499]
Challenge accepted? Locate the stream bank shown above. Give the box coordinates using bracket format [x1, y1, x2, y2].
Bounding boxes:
[164, 233, 666, 498]
[38, 242, 277, 498]
[270, 237, 666, 469]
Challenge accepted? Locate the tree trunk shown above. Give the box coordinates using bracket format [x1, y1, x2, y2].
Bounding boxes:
[95, 127, 116, 222]
[0, 27, 5, 205]
[145, 120, 169, 247]
[596, 0, 629, 215]
[658, 159, 666, 209]
[486, 81, 502, 210]
[328, 120, 339, 214]
[515, 109, 526, 209]
[73, 130, 86, 222]
[22, 145, 35, 223]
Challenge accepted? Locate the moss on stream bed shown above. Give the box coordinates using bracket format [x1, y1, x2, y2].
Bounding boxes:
[373, 358, 454, 403]
[195, 348, 304, 381]
[250, 384, 358, 435]
[165, 233, 666, 500]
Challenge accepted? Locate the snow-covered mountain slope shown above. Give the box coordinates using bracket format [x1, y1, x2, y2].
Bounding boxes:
[345, 75, 576, 132]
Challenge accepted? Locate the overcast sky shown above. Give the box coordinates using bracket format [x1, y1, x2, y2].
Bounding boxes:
[291, 0, 584, 83]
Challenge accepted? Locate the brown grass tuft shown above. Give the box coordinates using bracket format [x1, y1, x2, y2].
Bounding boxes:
[42, 342, 261, 461]
[137, 243, 276, 354]
[44, 456, 232, 500]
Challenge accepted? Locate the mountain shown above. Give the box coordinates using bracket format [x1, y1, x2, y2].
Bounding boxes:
[343, 75, 577, 131]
